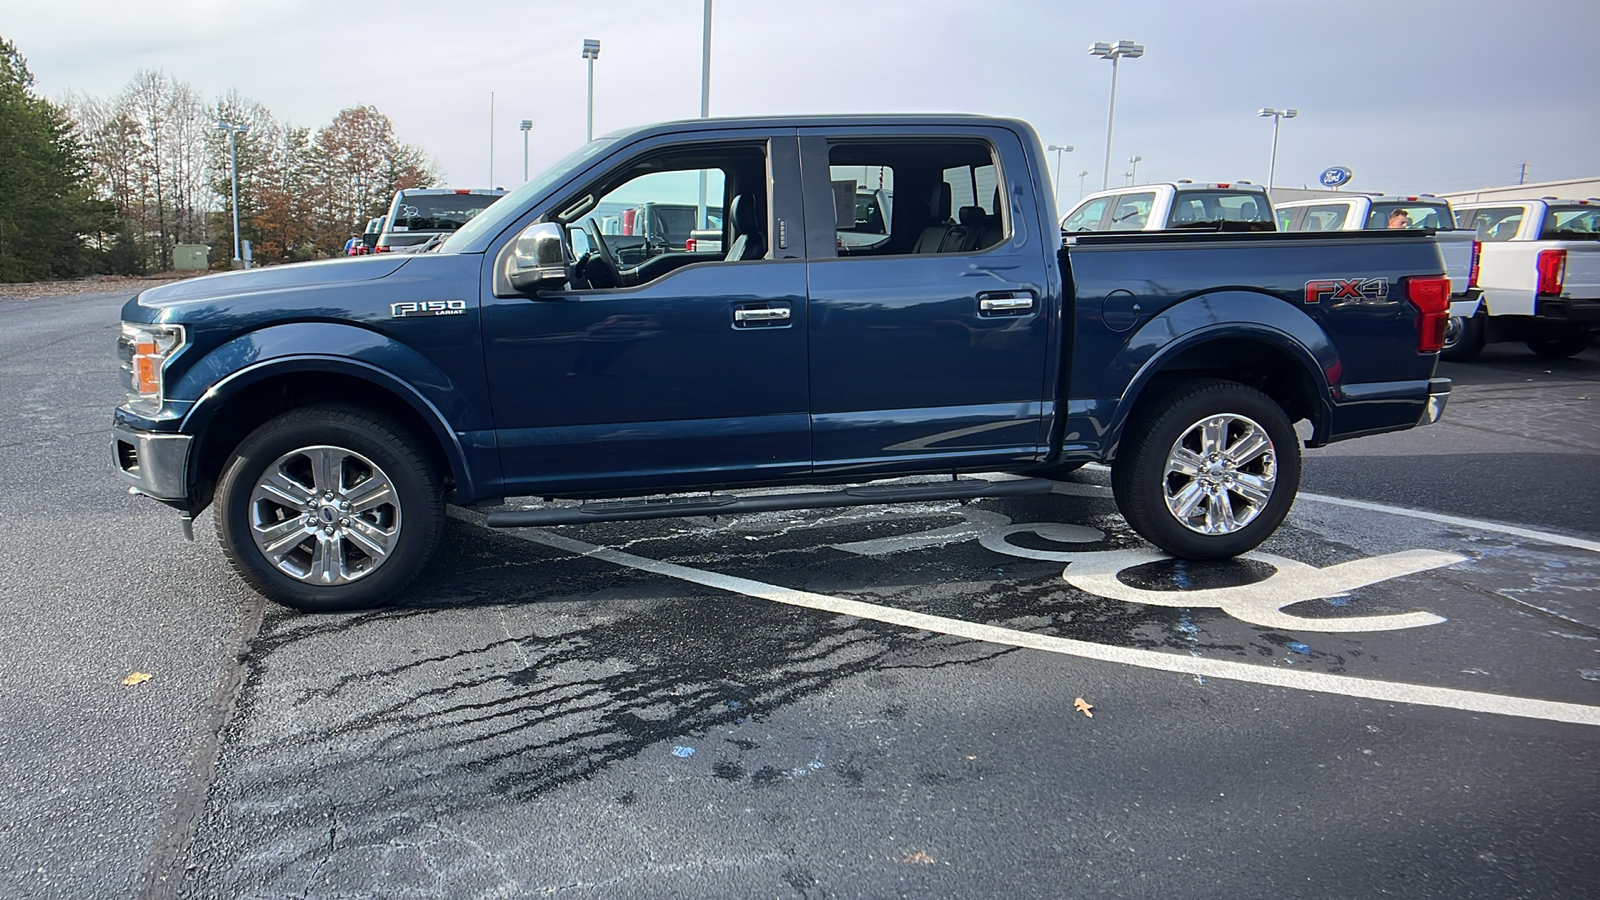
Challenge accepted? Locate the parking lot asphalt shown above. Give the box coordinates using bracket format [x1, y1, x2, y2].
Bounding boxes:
[2, 290, 1597, 899]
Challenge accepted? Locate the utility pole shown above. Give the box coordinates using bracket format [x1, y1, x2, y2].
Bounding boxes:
[215, 120, 249, 268]
[1518, 162, 1528, 185]
[698, 0, 713, 229]
[489, 91, 495, 186]
[582, 40, 601, 141]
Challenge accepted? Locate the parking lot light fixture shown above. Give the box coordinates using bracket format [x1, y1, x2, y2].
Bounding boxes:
[1129, 154, 1143, 184]
[520, 120, 533, 182]
[1089, 39, 1143, 191]
[582, 39, 601, 141]
[215, 120, 249, 268]
[1047, 144, 1074, 209]
[1258, 107, 1298, 190]
[1077, 169, 1089, 200]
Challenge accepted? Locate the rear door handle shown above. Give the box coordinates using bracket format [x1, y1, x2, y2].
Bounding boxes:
[978, 290, 1037, 316]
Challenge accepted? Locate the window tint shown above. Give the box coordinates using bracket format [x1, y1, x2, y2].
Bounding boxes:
[1275, 208, 1294, 230]
[552, 142, 768, 290]
[824, 140, 1005, 257]
[1300, 204, 1350, 232]
[1063, 197, 1110, 232]
[1464, 207, 1525, 242]
[1108, 192, 1156, 229]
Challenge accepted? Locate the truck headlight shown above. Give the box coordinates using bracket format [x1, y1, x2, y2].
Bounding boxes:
[118, 322, 186, 411]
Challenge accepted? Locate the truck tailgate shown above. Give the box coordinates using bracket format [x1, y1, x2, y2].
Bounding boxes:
[1434, 230, 1476, 295]
[1561, 242, 1600, 300]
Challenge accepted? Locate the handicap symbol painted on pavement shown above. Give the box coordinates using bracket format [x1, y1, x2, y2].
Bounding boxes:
[833, 507, 1464, 633]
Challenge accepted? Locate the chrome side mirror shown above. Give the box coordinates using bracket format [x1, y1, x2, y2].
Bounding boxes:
[507, 221, 569, 293]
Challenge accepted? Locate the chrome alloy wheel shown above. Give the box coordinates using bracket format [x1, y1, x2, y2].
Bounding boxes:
[247, 445, 401, 585]
[1441, 315, 1464, 349]
[1161, 413, 1278, 536]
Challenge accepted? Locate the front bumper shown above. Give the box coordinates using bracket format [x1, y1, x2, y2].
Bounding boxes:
[112, 424, 192, 501]
[1420, 377, 1451, 426]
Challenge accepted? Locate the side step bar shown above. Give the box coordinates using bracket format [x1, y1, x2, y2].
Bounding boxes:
[484, 477, 1054, 528]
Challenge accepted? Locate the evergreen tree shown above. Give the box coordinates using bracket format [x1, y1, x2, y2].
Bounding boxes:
[0, 37, 110, 282]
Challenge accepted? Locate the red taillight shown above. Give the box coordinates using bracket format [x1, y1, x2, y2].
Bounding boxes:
[1215, 183, 1230, 188]
[1536, 248, 1567, 295]
[685, 238, 696, 251]
[374, 245, 391, 252]
[1406, 275, 1452, 353]
[1469, 240, 1480, 288]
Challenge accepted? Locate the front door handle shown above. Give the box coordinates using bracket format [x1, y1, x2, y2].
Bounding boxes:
[978, 290, 1037, 316]
[734, 307, 791, 322]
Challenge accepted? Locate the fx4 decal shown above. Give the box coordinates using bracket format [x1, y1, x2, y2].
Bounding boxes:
[1304, 277, 1390, 305]
[390, 300, 467, 318]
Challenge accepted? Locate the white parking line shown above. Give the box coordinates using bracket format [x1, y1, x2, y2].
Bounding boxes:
[1298, 492, 1600, 554]
[462, 514, 1600, 728]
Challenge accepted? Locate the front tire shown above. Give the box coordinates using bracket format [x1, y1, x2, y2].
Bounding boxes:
[214, 405, 444, 612]
[1111, 379, 1301, 559]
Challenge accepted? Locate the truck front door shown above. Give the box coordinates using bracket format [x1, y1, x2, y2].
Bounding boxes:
[797, 126, 1055, 476]
[481, 131, 812, 496]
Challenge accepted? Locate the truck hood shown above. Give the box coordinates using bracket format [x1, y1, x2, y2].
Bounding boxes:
[131, 255, 412, 308]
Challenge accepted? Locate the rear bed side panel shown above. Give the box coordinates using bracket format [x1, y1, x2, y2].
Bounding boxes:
[1061, 232, 1448, 458]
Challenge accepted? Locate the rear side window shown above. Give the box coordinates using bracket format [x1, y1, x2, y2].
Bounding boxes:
[1462, 207, 1525, 241]
[1366, 202, 1452, 230]
[1541, 206, 1600, 240]
[1063, 197, 1110, 232]
[824, 139, 1005, 257]
[1299, 204, 1350, 231]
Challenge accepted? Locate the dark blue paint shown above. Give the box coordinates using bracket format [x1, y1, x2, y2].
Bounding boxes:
[113, 114, 1449, 516]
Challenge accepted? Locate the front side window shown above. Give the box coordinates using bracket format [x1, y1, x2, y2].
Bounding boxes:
[1063, 197, 1110, 232]
[1107, 192, 1156, 229]
[553, 142, 767, 290]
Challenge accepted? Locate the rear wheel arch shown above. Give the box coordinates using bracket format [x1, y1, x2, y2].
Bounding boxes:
[1109, 332, 1328, 458]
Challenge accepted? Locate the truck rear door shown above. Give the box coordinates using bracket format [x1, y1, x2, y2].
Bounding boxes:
[797, 124, 1056, 474]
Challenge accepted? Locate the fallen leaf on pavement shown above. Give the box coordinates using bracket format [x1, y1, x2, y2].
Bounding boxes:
[1074, 697, 1093, 718]
[122, 672, 152, 686]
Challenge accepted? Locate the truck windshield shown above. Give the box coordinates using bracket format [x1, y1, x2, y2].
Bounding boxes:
[1366, 202, 1452, 230]
[390, 193, 502, 232]
[1541, 206, 1600, 241]
[441, 138, 618, 253]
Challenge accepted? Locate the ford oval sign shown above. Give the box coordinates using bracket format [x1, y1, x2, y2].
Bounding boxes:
[1319, 166, 1353, 188]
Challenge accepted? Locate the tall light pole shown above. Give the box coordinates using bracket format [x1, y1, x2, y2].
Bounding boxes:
[698, 0, 712, 229]
[582, 39, 601, 141]
[1128, 154, 1143, 184]
[1258, 107, 1298, 190]
[1077, 169, 1089, 201]
[520, 119, 533, 182]
[215, 120, 249, 268]
[489, 91, 495, 186]
[1047, 144, 1073, 210]
[1089, 39, 1144, 191]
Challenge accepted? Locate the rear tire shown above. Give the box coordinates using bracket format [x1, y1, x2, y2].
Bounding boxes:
[1111, 379, 1301, 559]
[1439, 310, 1485, 361]
[1525, 331, 1594, 359]
[214, 405, 444, 612]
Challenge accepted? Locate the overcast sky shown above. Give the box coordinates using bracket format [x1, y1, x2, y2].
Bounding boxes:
[7, 0, 1599, 204]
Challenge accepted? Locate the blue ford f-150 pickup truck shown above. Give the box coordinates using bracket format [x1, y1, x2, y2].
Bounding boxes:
[112, 115, 1454, 611]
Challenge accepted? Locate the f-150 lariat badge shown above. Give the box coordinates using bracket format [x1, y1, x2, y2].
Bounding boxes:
[391, 300, 467, 318]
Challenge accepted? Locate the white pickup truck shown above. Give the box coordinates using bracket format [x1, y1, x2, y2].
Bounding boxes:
[1450, 199, 1600, 359]
[1274, 194, 1483, 360]
[1061, 182, 1275, 232]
